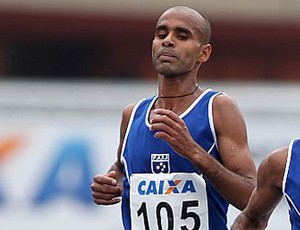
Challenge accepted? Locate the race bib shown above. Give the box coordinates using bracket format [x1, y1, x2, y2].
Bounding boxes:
[130, 173, 209, 230]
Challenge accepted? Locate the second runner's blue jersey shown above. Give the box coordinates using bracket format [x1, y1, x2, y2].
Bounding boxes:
[283, 138, 300, 230]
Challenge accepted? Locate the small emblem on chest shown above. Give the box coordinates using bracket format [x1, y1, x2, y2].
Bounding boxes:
[151, 153, 170, 174]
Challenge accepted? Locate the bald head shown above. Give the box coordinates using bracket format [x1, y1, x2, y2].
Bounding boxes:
[157, 6, 211, 44]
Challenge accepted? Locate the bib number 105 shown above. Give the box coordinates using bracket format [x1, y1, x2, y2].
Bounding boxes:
[136, 200, 201, 230]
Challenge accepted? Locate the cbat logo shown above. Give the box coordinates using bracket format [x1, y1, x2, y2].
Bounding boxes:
[151, 153, 170, 173]
[34, 139, 94, 205]
[138, 179, 196, 195]
[0, 134, 95, 206]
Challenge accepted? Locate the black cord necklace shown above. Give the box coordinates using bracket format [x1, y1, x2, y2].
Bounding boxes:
[158, 85, 199, 99]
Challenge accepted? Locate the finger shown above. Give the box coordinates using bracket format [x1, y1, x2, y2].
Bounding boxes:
[91, 182, 122, 194]
[106, 170, 117, 179]
[150, 121, 176, 136]
[153, 109, 186, 126]
[152, 109, 186, 131]
[92, 189, 121, 200]
[93, 173, 117, 186]
[150, 114, 183, 137]
[93, 197, 121, 205]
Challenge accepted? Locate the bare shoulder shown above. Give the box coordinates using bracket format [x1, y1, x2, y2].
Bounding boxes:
[116, 103, 137, 162]
[264, 147, 288, 175]
[122, 103, 136, 122]
[259, 147, 288, 188]
[268, 147, 288, 168]
[119, 103, 137, 134]
[212, 92, 246, 136]
[213, 93, 241, 114]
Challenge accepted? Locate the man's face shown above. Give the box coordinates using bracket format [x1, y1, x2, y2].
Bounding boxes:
[152, 10, 203, 77]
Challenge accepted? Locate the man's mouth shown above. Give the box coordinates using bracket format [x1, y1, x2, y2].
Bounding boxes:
[158, 51, 177, 61]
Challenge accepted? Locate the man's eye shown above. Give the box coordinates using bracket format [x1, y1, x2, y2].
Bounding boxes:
[177, 34, 188, 40]
[157, 33, 167, 39]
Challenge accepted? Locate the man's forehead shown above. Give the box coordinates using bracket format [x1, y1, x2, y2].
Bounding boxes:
[155, 11, 202, 35]
[156, 9, 202, 30]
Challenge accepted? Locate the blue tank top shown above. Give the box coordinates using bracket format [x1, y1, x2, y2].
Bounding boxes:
[283, 138, 300, 230]
[121, 89, 229, 230]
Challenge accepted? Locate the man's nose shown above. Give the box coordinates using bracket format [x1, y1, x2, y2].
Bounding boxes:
[162, 34, 175, 47]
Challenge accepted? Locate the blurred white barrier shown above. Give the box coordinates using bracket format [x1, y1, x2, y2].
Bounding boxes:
[0, 80, 298, 229]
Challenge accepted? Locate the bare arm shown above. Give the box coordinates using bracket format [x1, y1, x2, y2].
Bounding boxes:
[231, 148, 287, 229]
[207, 94, 257, 209]
[150, 94, 256, 210]
[91, 103, 135, 205]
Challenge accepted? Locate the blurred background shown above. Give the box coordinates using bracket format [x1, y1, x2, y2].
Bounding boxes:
[0, 0, 299, 229]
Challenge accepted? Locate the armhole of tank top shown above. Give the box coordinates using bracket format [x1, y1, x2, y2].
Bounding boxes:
[121, 99, 145, 185]
[282, 139, 295, 195]
[145, 96, 158, 128]
[208, 92, 222, 153]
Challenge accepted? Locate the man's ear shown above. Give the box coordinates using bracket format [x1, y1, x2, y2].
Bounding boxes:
[198, 44, 212, 63]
